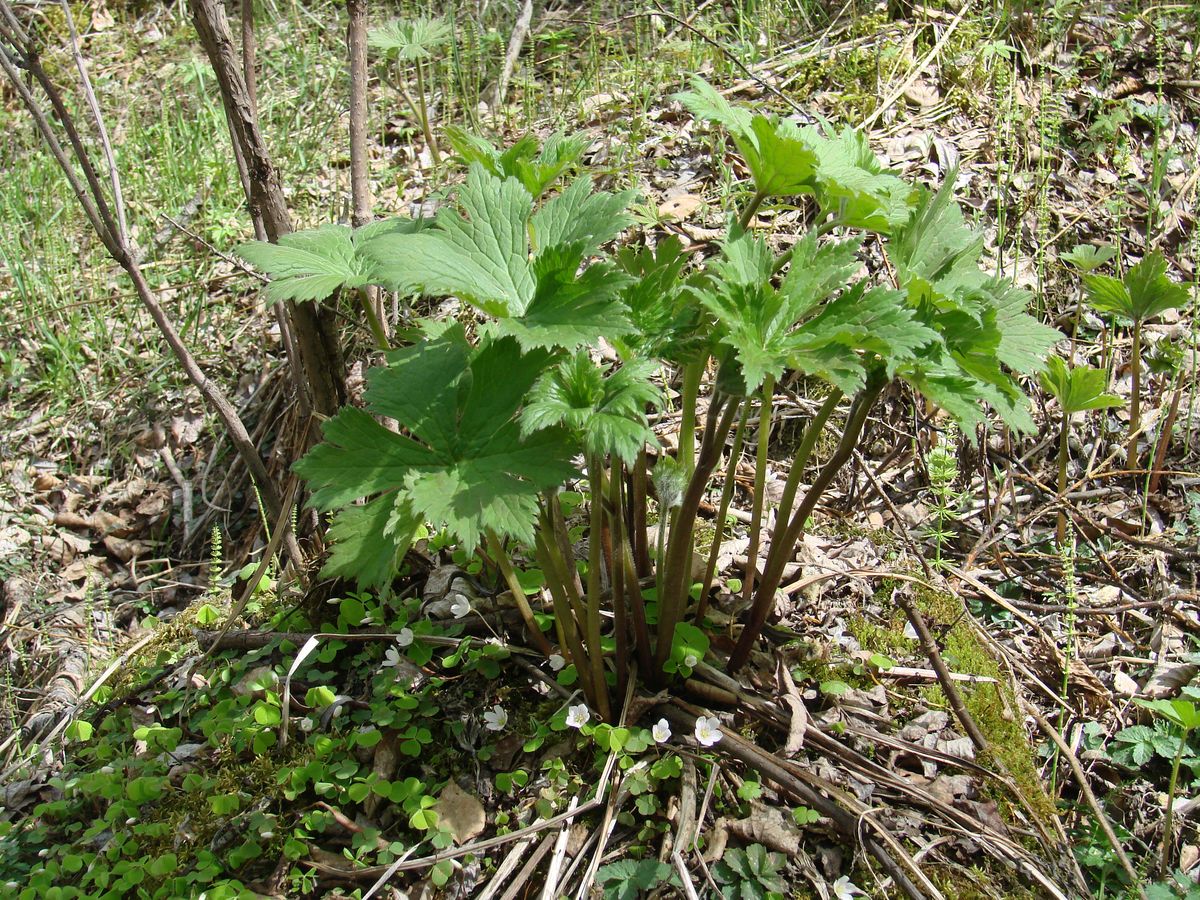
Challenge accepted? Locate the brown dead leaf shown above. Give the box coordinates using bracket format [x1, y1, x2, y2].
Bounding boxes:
[103, 535, 151, 562]
[436, 781, 485, 845]
[657, 193, 704, 221]
[903, 79, 940, 108]
[725, 803, 804, 855]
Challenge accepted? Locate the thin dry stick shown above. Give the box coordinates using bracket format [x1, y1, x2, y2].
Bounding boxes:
[1023, 700, 1146, 900]
[860, 0, 974, 130]
[494, 0, 533, 108]
[58, 0, 127, 242]
[891, 584, 989, 753]
[201, 478, 301, 659]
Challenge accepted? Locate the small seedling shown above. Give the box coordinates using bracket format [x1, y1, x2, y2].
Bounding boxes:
[369, 16, 453, 165]
[1039, 355, 1122, 545]
[1083, 251, 1189, 471]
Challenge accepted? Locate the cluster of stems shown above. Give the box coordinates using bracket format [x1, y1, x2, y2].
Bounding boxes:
[504, 349, 887, 719]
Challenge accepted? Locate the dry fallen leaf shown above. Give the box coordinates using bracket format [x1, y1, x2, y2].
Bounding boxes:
[436, 780, 485, 845]
[657, 193, 704, 221]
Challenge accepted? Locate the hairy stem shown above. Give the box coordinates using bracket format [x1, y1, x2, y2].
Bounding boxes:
[678, 360, 703, 474]
[728, 378, 885, 672]
[743, 375, 774, 612]
[655, 396, 741, 672]
[697, 401, 750, 620]
[1127, 319, 1143, 472]
[607, 464, 629, 703]
[631, 448, 652, 578]
[484, 528, 553, 657]
[774, 389, 843, 530]
[414, 58, 441, 165]
[1161, 727, 1189, 879]
[737, 188, 768, 232]
[586, 460, 612, 721]
[1055, 416, 1070, 548]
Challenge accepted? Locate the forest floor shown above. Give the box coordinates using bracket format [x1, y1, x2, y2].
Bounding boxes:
[0, 0, 1199, 898]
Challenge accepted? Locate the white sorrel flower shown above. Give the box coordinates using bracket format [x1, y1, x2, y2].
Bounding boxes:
[395, 627, 414, 648]
[694, 715, 722, 747]
[483, 705, 508, 731]
[381, 646, 403, 668]
[299, 717, 315, 733]
[449, 593, 472, 618]
[683, 652, 699, 669]
[652, 718, 672, 743]
[566, 704, 590, 729]
[548, 653, 566, 671]
[832, 876, 863, 900]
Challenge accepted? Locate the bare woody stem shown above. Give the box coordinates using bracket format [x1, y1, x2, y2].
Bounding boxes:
[728, 376, 886, 672]
[345, 0, 387, 345]
[190, 0, 346, 421]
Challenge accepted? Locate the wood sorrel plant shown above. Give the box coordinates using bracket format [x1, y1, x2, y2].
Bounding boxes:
[241, 81, 1059, 719]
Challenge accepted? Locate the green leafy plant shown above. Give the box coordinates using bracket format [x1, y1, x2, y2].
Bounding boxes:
[1083, 251, 1189, 470]
[369, 16, 453, 165]
[1134, 697, 1200, 878]
[596, 858, 679, 900]
[712, 843, 787, 900]
[252, 82, 1056, 721]
[922, 429, 965, 568]
[1038, 355, 1122, 545]
[445, 127, 588, 199]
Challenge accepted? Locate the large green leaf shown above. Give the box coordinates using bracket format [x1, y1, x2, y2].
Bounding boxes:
[889, 180, 1060, 432]
[320, 495, 420, 590]
[677, 78, 914, 231]
[447, 127, 589, 199]
[237, 219, 427, 303]
[612, 237, 705, 362]
[368, 16, 452, 60]
[295, 327, 578, 585]
[521, 353, 660, 464]
[699, 232, 934, 394]
[363, 165, 633, 349]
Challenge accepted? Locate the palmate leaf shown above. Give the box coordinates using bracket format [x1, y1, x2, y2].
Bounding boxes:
[812, 128, 914, 233]
[447, 127, 588, 199]
[1039, 356, 1122, 415]
[237, 219, 426, 303]
[889, 180, 1060, 432]
[295, 327, 577, 586]
[612, 237, 705, 362]
[521, 353, 660, 464]
[699, 231, 934, 394]
[363, 165, 634, 350]
[321, 495, 421, 590]
[368, 16, 452, 60]
[677, 77, 914, 232]
[1084, 251, 1189, 324]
